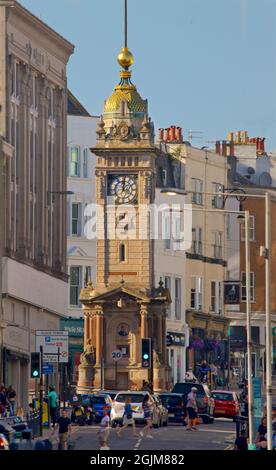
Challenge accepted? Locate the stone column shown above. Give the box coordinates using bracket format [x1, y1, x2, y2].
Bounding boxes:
[89, 314, 93, 342]
[95, 308, 104, 366]
[84, 313, 90, 348]
[140, 305, 149, 338]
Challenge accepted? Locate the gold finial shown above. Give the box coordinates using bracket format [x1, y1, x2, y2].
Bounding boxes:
[117, 0, 134, 69]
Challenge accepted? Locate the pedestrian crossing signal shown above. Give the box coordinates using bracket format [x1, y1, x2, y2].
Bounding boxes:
[141, 338, 152, 368]
[30, 352, 41, 379]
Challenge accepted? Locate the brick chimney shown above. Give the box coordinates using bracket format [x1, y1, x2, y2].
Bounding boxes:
[229, 141, 235, 157]
[158, 128, 164, 141]
[215, 141, 221, 155]
[221, 140, 227, 157]
[176, 127, 183, 143]
[165, 128, 170, 141]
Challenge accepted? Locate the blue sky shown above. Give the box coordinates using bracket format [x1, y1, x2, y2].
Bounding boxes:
[20, 0, 276, 150]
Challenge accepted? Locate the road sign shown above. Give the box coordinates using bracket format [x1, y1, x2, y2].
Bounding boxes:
[42, 364, 54, 375]
[111, 350, 122, 361]
[35, 331, 69, 363]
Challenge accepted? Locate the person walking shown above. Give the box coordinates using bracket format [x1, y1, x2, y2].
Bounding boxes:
[140, 394, 154, 439]
[98, 408, 110, 450]
[185, 368, 197, 383]
[48, 385, 58, 427]
[186, 387, 199, 431]
[0, 385, 9, 418]
[7, 385, 17, 416]
[55, 408, 72, 450]
[210, 363, 218, 388]
[117, 397, 138, 438]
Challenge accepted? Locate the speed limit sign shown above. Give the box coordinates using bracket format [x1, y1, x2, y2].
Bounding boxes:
[111, 350, 122, 361]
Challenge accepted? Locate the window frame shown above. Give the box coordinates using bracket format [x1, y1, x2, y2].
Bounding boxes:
[70, 266, 82, 306]
[241, 271, 255, 302]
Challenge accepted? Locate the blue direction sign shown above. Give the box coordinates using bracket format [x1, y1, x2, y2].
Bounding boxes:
[253, 377, 262, 438]
[43, 364, 54, 375]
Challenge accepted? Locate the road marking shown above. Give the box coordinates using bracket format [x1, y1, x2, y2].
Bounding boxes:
[134, 438, 141, 450]
[224, 444, 234, 450]
[197, 428, 235, 433]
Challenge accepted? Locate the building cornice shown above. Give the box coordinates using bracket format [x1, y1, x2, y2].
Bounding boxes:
[9, 1, 74, 55]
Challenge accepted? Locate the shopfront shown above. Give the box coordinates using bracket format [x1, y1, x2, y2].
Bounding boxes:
[166, 331, 187, 385]
[60, 318, 84, 385]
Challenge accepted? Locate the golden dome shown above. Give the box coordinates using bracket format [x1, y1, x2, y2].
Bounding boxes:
[104, 84, 146, 114]
[117, 47, 134, 68]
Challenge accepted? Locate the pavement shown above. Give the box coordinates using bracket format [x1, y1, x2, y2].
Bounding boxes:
[68, 418, 236, 451]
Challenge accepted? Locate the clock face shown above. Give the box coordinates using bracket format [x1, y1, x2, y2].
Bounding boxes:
[108, 175, 137, 204]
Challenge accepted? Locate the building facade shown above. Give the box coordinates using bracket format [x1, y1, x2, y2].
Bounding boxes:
[157, 130, 230, 372]
[0, 1, 74, 408]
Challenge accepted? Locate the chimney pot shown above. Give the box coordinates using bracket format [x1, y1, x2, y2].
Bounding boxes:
[158, 128, 164, 141]
[165, 128, 170, 141]
[222, 140, 227, 157]
[215, 141, 221, 155]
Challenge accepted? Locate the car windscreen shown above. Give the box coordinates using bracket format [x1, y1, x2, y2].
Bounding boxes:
[212, 393, 234, 401]
[172, 384, 205, 397]
[91, 396, 107, 404]
[115, 394, 145, 403]
[159, 396, 183, 406]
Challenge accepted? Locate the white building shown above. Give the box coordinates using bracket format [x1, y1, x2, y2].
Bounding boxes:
[67, 92, 99, 318]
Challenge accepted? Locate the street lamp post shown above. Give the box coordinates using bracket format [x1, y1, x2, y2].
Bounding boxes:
[265, 192, 273, 450]
[160, 188, 254, 444]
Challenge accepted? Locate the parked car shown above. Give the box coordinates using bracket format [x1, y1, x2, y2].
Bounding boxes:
[152, 394, 169, 428]
[172, 382, 215, 424]
[0, 433, 9, 450]
[157, 393, 186, 425]
[82, 393, 113, 423]
[211, 390, 240, 420]
[98, 390, 118, 401]
[0, 420, 15, 444]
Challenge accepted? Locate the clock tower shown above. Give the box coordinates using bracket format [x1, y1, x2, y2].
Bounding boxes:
[78, 1, 171, 392]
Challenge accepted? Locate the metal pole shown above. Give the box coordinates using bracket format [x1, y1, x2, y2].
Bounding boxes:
[245, 210, 254, 445]
[39, 346, 43, 437]
[124, 0, 127, 48]
[228, 338, 231, 390]
[115, 360, 117, 389]
[265, 192, 272, 450]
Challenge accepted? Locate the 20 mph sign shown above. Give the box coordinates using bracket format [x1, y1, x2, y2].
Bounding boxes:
[111, 350, 122, 361]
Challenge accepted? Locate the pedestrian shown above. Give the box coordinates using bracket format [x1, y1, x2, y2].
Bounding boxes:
[235, 429, 248, 451]
[255, 417, 267, 444]
[0, 385, 9, 417]
[55, 408, 72, 450]
[98, 408, 110, 450]
[140, 394, 154, 439]
[186, 386, 199, 431]
[48, 385, 58, 427]
[117, 397, 138, 438]
[210, 363, 218, 388]
[185, 368, 197, 383]
[7, 385, 17, 416]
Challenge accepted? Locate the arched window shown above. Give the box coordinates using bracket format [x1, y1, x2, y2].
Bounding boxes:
[119, 243, 126, 262]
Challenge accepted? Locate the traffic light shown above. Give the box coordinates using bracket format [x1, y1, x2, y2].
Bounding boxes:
[141, 338, 152, 368]
[30, 352, 41, 378]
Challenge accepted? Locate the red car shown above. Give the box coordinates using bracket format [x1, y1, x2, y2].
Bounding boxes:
[211, 390, 240, 420]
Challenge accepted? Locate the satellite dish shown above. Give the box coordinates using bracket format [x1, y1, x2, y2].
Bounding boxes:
[259, 172, 272, 187]
[247, 167, 255, 175]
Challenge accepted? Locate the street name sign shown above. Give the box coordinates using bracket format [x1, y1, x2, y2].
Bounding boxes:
[35, 331, 69, 363]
